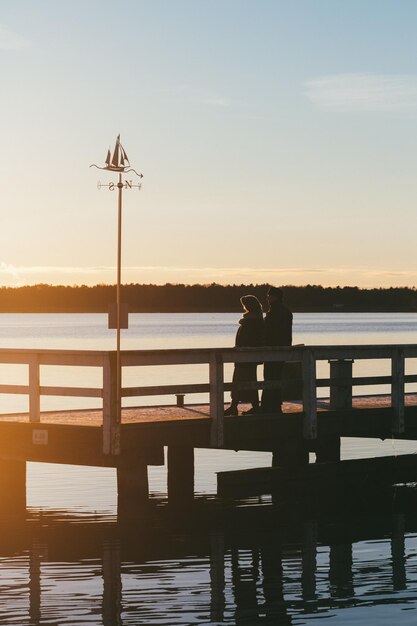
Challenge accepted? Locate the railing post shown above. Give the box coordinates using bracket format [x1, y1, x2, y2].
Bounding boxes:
[210, 351, 224, 447]
[103, 352, 120, 455]
[28, 355, 40, 423]
[302, 349, 317, 439]
[392, 348, 405, 434]
[316, 359, 352, 463]
[176, 394, 185, 407]
[329, 359, 353, 410]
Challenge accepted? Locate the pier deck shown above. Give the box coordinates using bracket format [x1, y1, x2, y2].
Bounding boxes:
[2, 392, 417, 426]
[0, 343, 417, 508]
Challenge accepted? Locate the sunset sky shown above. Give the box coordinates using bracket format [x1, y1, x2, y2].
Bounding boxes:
[2, 0, 417, 288]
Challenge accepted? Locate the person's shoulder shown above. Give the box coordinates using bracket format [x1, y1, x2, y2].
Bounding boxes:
[245, 316, 264, 326]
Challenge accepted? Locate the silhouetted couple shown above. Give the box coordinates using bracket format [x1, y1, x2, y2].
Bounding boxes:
[224, 286, 292, 416]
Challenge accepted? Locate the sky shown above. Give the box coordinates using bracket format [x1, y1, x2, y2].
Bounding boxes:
[1, 0, 417, 288]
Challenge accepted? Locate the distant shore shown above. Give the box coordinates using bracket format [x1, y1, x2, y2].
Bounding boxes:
[1, 283, 417, 314]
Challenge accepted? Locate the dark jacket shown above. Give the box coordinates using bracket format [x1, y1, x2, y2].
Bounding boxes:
[264, 301, 292, 346]
[235, 314, 265, 348]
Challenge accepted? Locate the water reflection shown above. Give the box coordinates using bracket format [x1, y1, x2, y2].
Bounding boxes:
[0, 489, 416, 624]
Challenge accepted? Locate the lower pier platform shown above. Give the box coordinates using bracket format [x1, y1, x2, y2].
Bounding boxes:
[0, 393, 417, 511]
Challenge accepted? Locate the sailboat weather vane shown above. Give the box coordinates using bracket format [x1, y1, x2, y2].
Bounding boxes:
[90, 135, 143, 447]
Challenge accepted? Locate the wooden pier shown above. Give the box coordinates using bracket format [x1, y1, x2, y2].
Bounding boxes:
[0, 344, 416, 509]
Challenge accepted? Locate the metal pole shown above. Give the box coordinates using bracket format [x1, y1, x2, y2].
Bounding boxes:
[116, 172, 123, 425]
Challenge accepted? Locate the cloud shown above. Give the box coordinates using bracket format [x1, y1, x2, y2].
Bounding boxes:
[0, 262, 19, 277]
[1, 263, 417, 288]
[0, 25, 28, 50]
[306, 73, 417, 112]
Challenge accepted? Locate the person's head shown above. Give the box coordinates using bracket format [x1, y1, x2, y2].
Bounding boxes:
[240, 295, 263, 315]
[267, 286, 283, 306]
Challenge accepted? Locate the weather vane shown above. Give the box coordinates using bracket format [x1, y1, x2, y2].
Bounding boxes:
[91, 135, 143, 438]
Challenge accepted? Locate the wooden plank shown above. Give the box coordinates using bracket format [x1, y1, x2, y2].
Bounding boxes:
[313, 346, 395, 360]
[39, 386, 103, 398]
[302, 349, 317, 439]
[217, 453, 417, 498]
[122, 383, 210, 397]
[103, 352, 119, 455]
[121, 350, 211, 366]
[209, 352, 224, 447]
[317, 375, 392, 387]
[121, 380, 297, 399]
[392, 348, 405, 434]
[0, 349, 106, 367]
[0, 352, 37, 365]
[39, 353, 105, 366]
[0, 385, 29, 395]
[28, 356, 40, 423]
[222, 347, 304, 364]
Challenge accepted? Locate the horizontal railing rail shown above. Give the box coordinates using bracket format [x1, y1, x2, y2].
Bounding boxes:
[0, 344, 415, 452]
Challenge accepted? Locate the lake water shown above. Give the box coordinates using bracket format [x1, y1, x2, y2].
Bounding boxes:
[1, 312, 417, 624]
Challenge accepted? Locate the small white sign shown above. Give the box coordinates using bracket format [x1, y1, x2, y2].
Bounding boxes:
[32, 429, 48, 445]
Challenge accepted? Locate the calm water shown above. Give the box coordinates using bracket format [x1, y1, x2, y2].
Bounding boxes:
[0, 312, 417, 624]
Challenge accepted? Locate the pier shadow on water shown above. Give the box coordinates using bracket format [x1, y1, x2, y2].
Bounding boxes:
[0, 482, 417, 624]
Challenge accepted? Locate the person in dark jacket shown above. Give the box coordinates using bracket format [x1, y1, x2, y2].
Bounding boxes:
[261, 286, 293, 414]
[224, 295, 265, 416]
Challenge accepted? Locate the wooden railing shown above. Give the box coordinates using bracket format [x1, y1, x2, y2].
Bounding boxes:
[0, 344, 415, 454]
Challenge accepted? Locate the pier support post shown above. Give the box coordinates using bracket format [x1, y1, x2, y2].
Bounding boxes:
[272, 439, 308, 467]
[167, 445, 194, 504]
[0, 459, 26, 513]
[316, 359, 353, 463]
[117, 459, 148, 512]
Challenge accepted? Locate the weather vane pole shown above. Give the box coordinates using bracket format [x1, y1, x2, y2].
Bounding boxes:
[91, 135, 143, 439]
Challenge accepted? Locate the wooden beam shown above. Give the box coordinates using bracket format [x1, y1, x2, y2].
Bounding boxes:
[0, 459, 26, 513]
[392, 348, 405, 434]
[117, 459, 148, 512]
[40, 386, 103, 398]
[28, 356, 40, 423]
[316, 359, 352, 463]
[167, 445, 194, 504]
[302, 349, 317, 439]
[210, 352, 224, 447]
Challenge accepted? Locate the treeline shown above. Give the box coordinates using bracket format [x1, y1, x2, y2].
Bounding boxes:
[0, 283, 417, 312]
